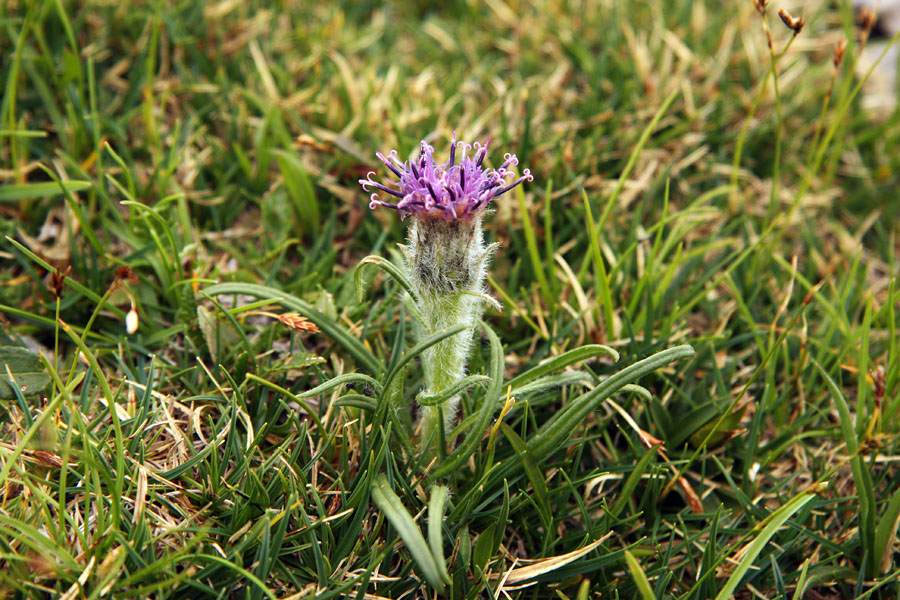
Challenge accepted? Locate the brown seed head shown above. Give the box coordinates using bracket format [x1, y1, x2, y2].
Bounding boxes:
[277, 313, 320, 334]
[859, 7, 877, 45]
[114, 265, 137, 283]
[778, 9, 804, 34]
[753, 0, 767, 15]
[49, 265, 71, 299]
[834, 38, 847, 67]
[859, 6, 877, 31]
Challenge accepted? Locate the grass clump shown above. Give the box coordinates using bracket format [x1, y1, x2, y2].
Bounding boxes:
[2, 0, 900, 598]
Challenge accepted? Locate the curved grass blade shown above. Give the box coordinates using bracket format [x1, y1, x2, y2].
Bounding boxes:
[333, 394, 378, 411]
[0, 180, 91, 202]
[624, 550, 656, 600]
[504, 344, 619, 391]
[417, 375, 490, 406]
[296, 373, 382, 398]
[204, 282, 380, 374]
[428, 485, 452, 585]
[530, 345, 694, 461]
[371, 475, 446, 590]
[355, 255, 416, 303]
[714, 487, 820, 600]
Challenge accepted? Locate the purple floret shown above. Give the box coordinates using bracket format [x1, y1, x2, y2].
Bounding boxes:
[360, 132, 533, 220]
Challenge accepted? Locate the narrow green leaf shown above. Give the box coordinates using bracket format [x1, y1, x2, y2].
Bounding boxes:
[297, 373, 382, 398]
[583, 189, 616, 339]
[355, 254, 416, 304]
[516, 185, 552, 308]
[609, 444, 658, 518]
[501, 423, 553, 529]
[596, 87, 680, 230]
[531, 345, 695, 461]
[332, 394, 378, 411]
[204, 282, 380, 374]
[0, 180, 91, 202]
[417, 375, 490, 406]
[619, 383, 652, 403]
[714, 488, 819, 600]
[472, 523, 495, 574]
[505, 344, 619, 391]
[274, 149, 320, 233]
[625, 550, 656, 600]
[874, 487, 900, 575]
[813, 360, 876, 569]
[371, 475, 446, 590]
[494, 480, 510, 555]
[428, 485, 451, 585]
[791, 559, 811, 600]
[380, 325, 467, 395]
[508, 372, 593, 398]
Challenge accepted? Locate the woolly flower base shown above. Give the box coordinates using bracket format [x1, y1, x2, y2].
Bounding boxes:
[404, 215, 497, 443]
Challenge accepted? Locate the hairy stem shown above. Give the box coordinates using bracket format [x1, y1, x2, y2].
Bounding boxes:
[406, 215, 493, 454]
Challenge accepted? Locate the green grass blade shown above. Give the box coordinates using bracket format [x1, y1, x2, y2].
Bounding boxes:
[505, 344, 619, 391]
[874, 488, 900, 575]
[428, 485, 452, 585]
[531, 345, 694, 460]
[417, 374, 490, 406]
[609, 445, 658, 518]
[371, 475, 446, 590]
[516, 185, 552, 308]
[355, 254, 417, 304]
[204, 282, 380, 374]
[813, 360, 876, 571]
[595, 87, 680, 231]
[583, 188, 615, 339]
[625, 549, 656, 600]
[380, 324, 467, 395]
[274, 149, 320, 235]
[296, 372, 382, 398]
[0, 180, 92, 202]
[714, 488, 819, 600]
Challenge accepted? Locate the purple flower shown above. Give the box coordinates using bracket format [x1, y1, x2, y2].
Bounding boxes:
[360, 133, 533, 220]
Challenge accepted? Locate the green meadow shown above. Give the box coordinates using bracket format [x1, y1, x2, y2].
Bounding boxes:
[1, 1, 899, 598]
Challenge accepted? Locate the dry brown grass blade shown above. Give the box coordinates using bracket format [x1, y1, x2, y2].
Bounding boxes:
[491, 533, 611, 590]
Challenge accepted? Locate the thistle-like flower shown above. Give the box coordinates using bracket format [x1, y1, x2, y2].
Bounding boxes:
[361, 133, 532, 451]
[361, 133, 532, 220]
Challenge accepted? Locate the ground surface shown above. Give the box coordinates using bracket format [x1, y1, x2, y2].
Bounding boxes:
[1, 1, 900, 598]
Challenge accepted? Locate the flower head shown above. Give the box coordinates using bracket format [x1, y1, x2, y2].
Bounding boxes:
[360, 133, 533, 220]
